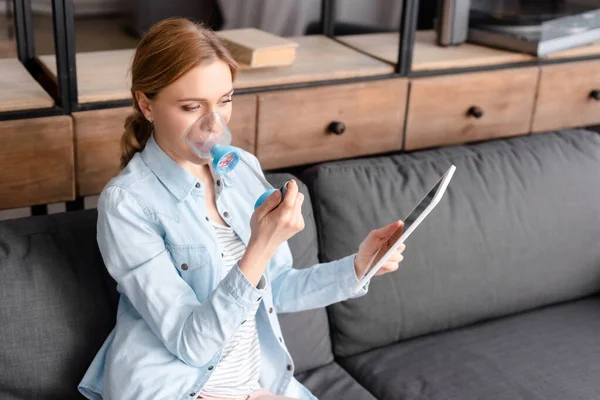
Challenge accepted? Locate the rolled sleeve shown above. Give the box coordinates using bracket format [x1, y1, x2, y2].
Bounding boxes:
[223, 264, 268, 307]
[336, 253, 370, 299]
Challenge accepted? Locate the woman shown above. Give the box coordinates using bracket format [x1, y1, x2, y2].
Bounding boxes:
[78, 18, 406, 400]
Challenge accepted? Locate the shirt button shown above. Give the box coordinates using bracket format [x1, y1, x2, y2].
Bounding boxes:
[208, 365, 214, 371]
[181, 263, 189, 271]
[257, 296, 262, 302]
[221, 253, 224, 257]
[287, 364, 292, 371]
[189, 393, 196, 397]
[216, 179, 222, 186]
[269, 307, 273, 313]
[241, 320, 246, 325]
[195, 182, 201, 188]
[205, 216, 209, 221]
[279, 337, 283, 343]
[223, 211, 229, 218]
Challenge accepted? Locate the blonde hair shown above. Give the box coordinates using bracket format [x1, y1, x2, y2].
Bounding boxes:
[120, 18, 239, 169]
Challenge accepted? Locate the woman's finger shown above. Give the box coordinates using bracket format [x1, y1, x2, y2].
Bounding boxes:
[376, 255, 405, 275]
[375, 263, 399, 275]
[292, 192, 305, 227]
[386, 254, 404, 264]
[281, 179, 298, 210]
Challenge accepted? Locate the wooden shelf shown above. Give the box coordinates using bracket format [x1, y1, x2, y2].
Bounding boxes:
[39, 49, 134, 104]
[338, 31, 600, 72]
[547, 40, 600, 60]
[0, 58, 54, 112]
[338, 31, 535, 71]
[413, 30, 535, 71]
[336, 33, 399, 65]
[234, 35, 394, 88]
[37, 36, 393, 103]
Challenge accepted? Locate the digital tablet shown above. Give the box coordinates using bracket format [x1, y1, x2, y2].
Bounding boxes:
[353, 165, 456, 293]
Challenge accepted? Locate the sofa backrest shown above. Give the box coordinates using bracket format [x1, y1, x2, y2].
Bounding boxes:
[303, 129, 600, 358]
[0, 210, 117, 399]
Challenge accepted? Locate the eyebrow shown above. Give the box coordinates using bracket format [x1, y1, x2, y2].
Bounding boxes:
[177, 89, 234, 102]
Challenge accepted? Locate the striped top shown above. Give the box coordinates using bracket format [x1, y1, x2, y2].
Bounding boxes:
[200, 220, 262, 398]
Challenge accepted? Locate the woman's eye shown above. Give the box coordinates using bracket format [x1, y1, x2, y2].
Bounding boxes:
[183, 105, 201, 112]
[220, 98, 233, 105]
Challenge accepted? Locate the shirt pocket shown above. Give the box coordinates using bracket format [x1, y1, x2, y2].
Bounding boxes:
[165, 243, 214, 290]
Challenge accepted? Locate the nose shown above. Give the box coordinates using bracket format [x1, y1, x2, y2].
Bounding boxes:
[200, 112, 218, 133]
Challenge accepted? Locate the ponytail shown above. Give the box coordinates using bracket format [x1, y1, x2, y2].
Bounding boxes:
[120, 101, 154, 169]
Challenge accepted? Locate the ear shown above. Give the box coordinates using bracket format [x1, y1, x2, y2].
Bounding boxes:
[135, 91, 153, 120]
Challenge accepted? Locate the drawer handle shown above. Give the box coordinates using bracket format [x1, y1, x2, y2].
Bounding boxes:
[327, 121, 346, 135]
[467, 106, 484, 119]
[590, 90, 600, 101]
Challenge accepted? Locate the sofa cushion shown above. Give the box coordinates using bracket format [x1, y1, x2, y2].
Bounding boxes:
[339, 295, 600, 400]
[0, 210, 117, 400]
[303, 129, 600, 358]
[297, 361, 376, 400]
[265, 173, 334, 373]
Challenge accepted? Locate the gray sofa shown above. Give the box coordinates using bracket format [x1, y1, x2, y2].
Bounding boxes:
[1, 129, 600, 399]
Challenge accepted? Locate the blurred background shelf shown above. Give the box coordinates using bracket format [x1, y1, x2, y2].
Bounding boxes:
[39, 49, 134, 104]
[234, 35, 394, 89]
[337, 31, 537, 72]
[0, 58, 54, 112]
[37, 35, 394, 104]
[546, 40, 600, 60]
[412, 30, 535, 71]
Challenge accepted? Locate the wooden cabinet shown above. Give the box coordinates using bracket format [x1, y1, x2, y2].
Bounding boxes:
[256, 79, 408, 169]
[72, 107, 131, 197]
[404, 68, 539, 150]
[0, 116, 74, 210]
[532, 60, 600, 133]
[72, 94, 257, 196]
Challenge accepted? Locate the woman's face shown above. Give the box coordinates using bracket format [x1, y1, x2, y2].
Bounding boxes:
[137, 59, 234, 166]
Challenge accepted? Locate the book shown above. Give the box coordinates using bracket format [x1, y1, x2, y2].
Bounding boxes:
[467, 7, 600, 57]
[216, 28, 298, 68]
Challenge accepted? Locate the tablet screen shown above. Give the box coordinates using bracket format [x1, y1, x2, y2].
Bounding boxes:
[364, 178, 444, 275]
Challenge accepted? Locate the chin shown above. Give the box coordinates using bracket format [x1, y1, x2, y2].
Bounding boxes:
[188, 155, 212, 166]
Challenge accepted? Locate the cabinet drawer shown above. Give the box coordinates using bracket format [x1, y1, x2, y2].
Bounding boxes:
[256, 79, 408, 169]
[532, 60, 600, 133]
[405, 68, 538, 151]
[73, 94, 257, 197]
[0, 116, 74, 209]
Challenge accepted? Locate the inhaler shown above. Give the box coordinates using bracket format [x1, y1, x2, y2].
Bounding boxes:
[184, 111, 287, 209]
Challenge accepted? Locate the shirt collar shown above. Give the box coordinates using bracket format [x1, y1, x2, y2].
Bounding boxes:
[141, 134, 220, 201]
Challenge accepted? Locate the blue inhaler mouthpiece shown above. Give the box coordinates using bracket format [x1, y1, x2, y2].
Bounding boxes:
[183, 111, 286, 210]
[210, 144, 240, 175]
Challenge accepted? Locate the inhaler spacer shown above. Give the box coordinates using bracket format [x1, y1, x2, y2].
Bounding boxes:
[184, 111, 287, 209]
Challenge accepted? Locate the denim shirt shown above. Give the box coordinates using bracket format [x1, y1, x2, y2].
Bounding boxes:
[77, 135, 369, 400]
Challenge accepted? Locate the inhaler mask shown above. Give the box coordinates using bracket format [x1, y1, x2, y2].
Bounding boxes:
[184, 111, 287, 209]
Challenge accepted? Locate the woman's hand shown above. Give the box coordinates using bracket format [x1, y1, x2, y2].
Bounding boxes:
[240, 179, 305, 287]
[248, 179, 305, 256]
[354, 220, 406, 280]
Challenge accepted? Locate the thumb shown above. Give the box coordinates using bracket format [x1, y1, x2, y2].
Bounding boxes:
[255, 189, 282, 219]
